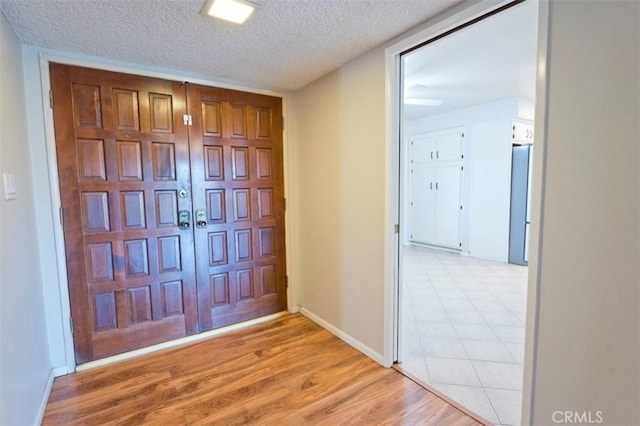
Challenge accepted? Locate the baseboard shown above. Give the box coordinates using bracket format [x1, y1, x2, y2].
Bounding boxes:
[35, 369, 55, 425]
[299, 307, 388, 367]
[411, 241, 462, 254]
[77, 311, 289, 372]
[52, 365, 70, 377]
[288, 305, 300, 314]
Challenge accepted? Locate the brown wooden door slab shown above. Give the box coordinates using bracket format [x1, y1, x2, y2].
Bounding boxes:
[187, 84, 287, 331]
[51, 64, 287, 363]
[50, 64, 198, 363]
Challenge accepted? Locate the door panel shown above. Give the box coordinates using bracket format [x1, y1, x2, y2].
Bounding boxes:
[410, 167, 435, 244]
[411, 135, 437, 163]
[187, 84, 287, 331]
[435, 132, 462, 162]
[410, 165, 461, 248]
[434, 165, 462, 248]
[50, 64, 198, 363]
[52, 65, 287, 363]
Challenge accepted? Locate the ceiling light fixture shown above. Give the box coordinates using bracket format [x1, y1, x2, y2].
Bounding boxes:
[404, 98, 444, 106]
[202, 0, 255, 24]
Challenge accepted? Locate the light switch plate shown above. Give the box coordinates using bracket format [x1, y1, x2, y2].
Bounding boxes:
[3, 173, 16, 200]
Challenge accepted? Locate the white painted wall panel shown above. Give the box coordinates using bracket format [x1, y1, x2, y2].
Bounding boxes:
[469, 120, 512, 262]
[291, 47, 387, 357]
[525, 1, 640, 424]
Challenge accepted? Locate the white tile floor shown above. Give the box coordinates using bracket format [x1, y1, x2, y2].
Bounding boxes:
[399, 245, 528, 426]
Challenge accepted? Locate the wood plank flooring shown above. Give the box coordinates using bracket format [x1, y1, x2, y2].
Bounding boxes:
[43, 314, 482, 425]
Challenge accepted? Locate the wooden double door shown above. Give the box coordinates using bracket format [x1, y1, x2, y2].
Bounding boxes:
[50, 64, 287, 363]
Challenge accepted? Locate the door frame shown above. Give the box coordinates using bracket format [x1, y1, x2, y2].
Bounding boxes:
[383, 0, 550, 423]
[36, 52, 294, 374]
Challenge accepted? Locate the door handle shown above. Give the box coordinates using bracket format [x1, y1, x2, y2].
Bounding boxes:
[436, 182, 439, 190]
[195, 209, 207, 229]
[430, 182, 433, 190]
[178, 210, 191, 230]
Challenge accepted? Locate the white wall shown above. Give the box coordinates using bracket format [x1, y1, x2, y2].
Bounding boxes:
[468, 119, 513, 262]
[0, 13, 52, 425]
[291, 47, 387, 359]
[406, 97, 522, 135]
[21, 46, 70, 373]
[524, 1, 639, 424]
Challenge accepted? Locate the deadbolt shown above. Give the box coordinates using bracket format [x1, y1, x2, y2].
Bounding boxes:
[195, 209, 207, 229]
[178, 210, 191, 230]
[178, 189, 188, 198]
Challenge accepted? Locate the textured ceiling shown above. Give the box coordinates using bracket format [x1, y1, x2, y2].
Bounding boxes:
[0, 0, 464, 91]
[403, 0, 538, 119]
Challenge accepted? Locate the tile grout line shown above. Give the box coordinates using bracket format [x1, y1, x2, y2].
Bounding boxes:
[403, 245, 527, 424]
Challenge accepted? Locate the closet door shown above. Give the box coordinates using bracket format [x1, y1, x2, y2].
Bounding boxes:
[435, 132, 463, 162]
[410, 167, 436, 244]
[433, 165, 462, 248]
[186, 84, 287, 330]
[50, 64, 198, 363]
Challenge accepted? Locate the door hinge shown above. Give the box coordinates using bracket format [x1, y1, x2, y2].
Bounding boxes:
[282, 116, 285, 130]
[283, 198, 287, 211]
[183, 114, 192, 126]
[49, 90, 53, 109]
[460, 205, 463, 210]
[394, 224, 399, 234]
[59, 206, 64, 225]
[69, 316, 74, 334]
[285, 276, 289, 289]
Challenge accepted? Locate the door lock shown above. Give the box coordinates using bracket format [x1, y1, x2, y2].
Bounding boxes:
[195, 209, 207, 229]
[178, 189, 188, 198]
[178, 210, 191, 230]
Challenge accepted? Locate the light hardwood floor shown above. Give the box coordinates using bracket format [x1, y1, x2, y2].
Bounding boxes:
[43, 314, 482, 425]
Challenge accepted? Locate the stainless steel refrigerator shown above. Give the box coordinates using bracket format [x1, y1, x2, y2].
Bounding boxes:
[508, 144, 533, 266]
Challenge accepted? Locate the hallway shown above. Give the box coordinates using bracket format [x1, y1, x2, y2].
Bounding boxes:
[43, 314, 480, 425]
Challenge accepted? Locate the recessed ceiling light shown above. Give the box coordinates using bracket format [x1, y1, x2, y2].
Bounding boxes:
[404, 98, 443, 106]
[202, 0, 255, 24]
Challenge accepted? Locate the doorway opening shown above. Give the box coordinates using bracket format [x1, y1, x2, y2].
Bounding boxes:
[395, 1, 538, 424]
